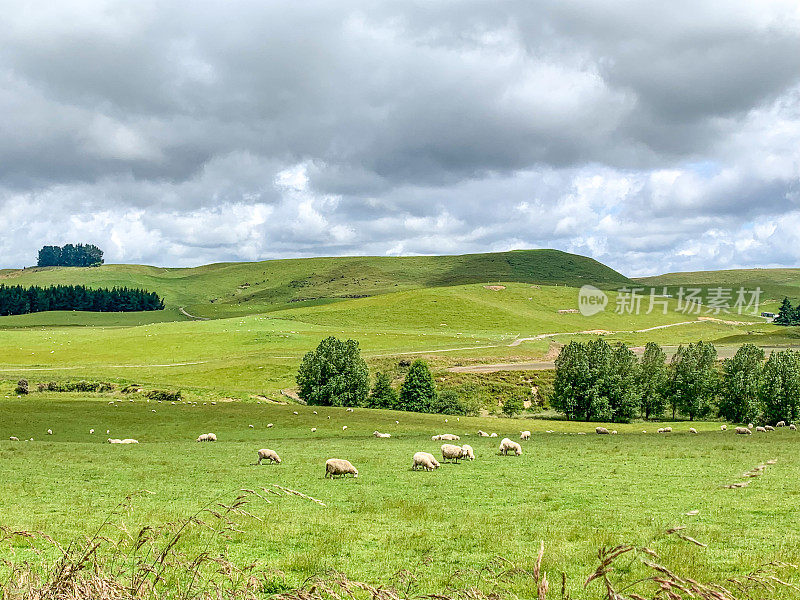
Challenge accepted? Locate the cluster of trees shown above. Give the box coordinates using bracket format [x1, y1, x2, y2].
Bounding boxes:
[0, 284, 164, 316]
[775, 298, 800, 325]
[296, 336, 480, 415]
[37, 244, 104, 267]
[552, 339, 800, 424]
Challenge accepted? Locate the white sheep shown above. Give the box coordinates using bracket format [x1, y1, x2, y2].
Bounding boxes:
[790, 424, 797, 431]
[756, 426, 767, 433]
[432, 434, 460, 441]
[342, 425, 348, 431]
[720, 424, 727, 431]
[735, 426, 752, 435]
[311, 427, 317, 432]
[346, 408, 354, 412]
[499, 438, 522, 456]
[313, 410, 318, 414]
[611, 430, 618, 434]
[325, 458, 358, 478]
[412, 451, 440, 471]
[249, 424, 254, 428]
[490, 432, 498, 438]
[108, 438, 122, 444]
[689, 428, 698, 434]
[267, 423, 274, 428]
[520, 431, 531, 440]
[477, 430, 490, 437]
[595, 427, 610, 435]
[47, 429, 53, 435]
[441, 444, 465, 463]
[9, 436, 19, 441]
[196, 433, 210, 442]
[373, 431, 391, 438]
[257, 448, 281, 464]
[748, 422, 754, 429]
[89, 429, 94, 434]
[120, 439, 139, 444]
[461, 444, 475, 461]
[776, 421, 786, 427]
[207, 432, 217, 441]
[293, 411, 299, 415]
[765, 425, 775, 431]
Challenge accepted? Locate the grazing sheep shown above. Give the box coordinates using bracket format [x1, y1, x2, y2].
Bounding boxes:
[748, 423, 754, 429]
[267, 423, 274, 428]
[765, 425, 775, 431]
[47, 429, 52, 435]
[325, 458, 358, 478]
[735, 426, 752, 435]
[293, 411, 298, 415]
[107, 438, 122, 444]
[9, 436, 19, 441]
[249, 424, 254, 428]
[756, 426, 767, 433]
[313, 411, 318, 414]
[196, 433, 210, 442]
[657, 427, 672, 433]
[412, 451, 440, 471]
[257, 448, 281, 464]
[441, 444, 465, 463]
[477, 430, 490, 437]
[311, 428, 317, 432]
[342, 425, 348, 431]
[373, 431, 391, 438]
[346, 408, 354, 412]
[490, 432, 498, 438]
[207, 433, 217, 441]
[689, 428, 698, 434]
[777, 421, 786, 427]
[120, 439, 139, 444]
[395, 420, 399, 424]
[611, 430, 618, 434]
[432, 434, 460, 441]
[89, 429, 94, 434]
[790, 424, 797, 431]
[520, 431, 531, 440]
[461, 444, 475, 461]
[595, 427, 610, 435]
[499, 438, 522, 456]
[720, 424, 727, 431]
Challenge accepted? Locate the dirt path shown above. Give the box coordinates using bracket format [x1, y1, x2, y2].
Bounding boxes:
[179, 307, 209, 320]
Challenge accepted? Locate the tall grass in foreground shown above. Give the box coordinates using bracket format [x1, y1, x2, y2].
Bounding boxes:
[1, 491, 796, 600]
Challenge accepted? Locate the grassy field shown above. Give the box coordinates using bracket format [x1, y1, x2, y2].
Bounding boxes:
[3, 254, 800, 597]
[1, 394, 799, 598]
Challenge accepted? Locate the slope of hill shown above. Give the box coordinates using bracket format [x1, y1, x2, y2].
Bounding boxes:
[636, 268, 800, 307]
[0, 249, 630, 323]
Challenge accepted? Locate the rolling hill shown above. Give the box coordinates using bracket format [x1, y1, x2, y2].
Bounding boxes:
[0, 249, 630, 323]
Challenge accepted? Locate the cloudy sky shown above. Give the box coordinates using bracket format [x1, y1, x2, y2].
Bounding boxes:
[2, 0, 799, 276]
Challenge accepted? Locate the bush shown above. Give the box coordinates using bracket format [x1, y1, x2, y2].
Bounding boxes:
[501, 394, 525, 417]
[15, 379, 29, 395]
[145, 389, 182, 402]
[431, 389, 480, 416]
[36, 380, 116, 393]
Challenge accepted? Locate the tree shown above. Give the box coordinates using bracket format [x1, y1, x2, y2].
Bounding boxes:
[367, 371, 398, 409]
[667, 341, 718, 420]
[605, 343, 640, 422]
[759, 350, 800, 425]
[398, 359, 437, 412]
[774, 298, 798, 326]
[35, 244, 104, 267]
[501, 394, 525, 417]
[636, 342, 667, 419]
[296, 337, 369, 407]
[37, 246, 62, 267]
[551, 341, 593, 420]
[719, 344, 764, 423]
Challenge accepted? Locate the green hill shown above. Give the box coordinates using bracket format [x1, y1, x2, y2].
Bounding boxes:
[0, 249, 630, 323]
[636, 268, 800, 306]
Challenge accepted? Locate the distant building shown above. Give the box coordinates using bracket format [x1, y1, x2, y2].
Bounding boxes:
[761, 312, 775, 318]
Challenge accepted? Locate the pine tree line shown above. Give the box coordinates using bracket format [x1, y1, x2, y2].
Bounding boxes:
[37, 244, 104, 267]
[0, 284, 164, 316]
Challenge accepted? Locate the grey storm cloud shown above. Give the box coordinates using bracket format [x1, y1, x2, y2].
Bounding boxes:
[1, 0, 799, 275]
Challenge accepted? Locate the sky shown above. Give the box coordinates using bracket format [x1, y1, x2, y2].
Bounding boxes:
[1, 1, 799, 277]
